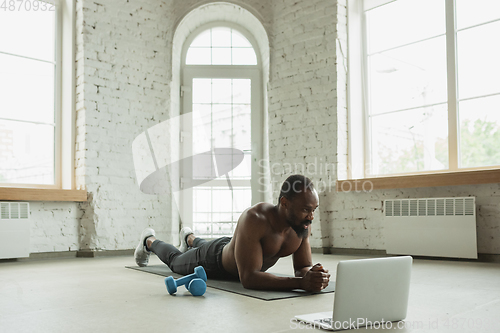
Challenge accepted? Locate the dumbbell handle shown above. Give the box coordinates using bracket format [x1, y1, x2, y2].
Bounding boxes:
[176, 274, 196, 286]
[176, 269, 204, 286]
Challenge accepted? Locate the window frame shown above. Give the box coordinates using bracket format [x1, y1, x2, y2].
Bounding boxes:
[180, 22, 264, 234]
[344, 0, 500, 189]
[0, 0, 82, 200]
[181, 22, 262, 68]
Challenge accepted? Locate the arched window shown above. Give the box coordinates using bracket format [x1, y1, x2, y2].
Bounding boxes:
[185, 27, 257, 65]
[180, 24, 262, 238]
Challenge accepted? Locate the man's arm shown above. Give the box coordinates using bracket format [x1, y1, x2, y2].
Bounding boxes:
[234, 212, 329, 291]
[234, 212, 303, 291]
[292, 229, 314, 277]
[292, 229, 331, 291]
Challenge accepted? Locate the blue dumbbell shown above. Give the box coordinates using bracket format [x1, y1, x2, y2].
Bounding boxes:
[165, 266, 207, 296]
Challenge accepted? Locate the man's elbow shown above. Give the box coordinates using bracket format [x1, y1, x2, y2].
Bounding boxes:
[239, 272, 258, 290]
[241, 280, 254, 290]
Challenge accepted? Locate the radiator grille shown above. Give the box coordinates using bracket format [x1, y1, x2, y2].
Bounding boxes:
[0, 203, 9, 219]
[0, 202, 30, 219]
[385, 197, 475, 217]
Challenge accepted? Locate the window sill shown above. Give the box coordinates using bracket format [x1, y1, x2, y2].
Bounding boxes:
[337, 168, 500, 192]
[0, 188, 87, 202]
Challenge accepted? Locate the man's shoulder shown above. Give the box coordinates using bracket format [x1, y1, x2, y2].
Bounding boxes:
[247, 202, 275, 216]
[238, 203, 275, 232]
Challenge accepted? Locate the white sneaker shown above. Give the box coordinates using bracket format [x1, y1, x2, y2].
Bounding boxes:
[134, 228, 155, 267]
[178, 227, 194, 253]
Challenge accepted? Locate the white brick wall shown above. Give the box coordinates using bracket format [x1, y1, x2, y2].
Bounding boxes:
[29, 202, 81, 252]
[268, 0, 338, 248]
[74, 0, 175, 251]
[172, 0, 272, 29]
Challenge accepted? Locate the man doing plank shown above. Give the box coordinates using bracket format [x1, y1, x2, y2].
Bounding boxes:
[134, 174, 330, 292]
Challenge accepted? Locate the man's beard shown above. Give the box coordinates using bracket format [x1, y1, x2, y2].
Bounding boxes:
[287, 211, 311, 238]
[290, 222, 310, 238]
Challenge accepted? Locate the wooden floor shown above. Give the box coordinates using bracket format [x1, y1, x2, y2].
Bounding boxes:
[0, 253, 499, 332]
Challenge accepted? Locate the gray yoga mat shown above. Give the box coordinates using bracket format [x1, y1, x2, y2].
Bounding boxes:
[126, 265, 335, 301]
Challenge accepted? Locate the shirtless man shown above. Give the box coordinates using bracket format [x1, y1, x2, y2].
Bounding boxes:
[134, 174, 330, 292]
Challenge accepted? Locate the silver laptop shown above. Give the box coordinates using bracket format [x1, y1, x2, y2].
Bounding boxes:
[295, 256, 412, 331]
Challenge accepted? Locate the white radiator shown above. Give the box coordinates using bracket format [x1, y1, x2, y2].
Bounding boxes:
[0, 202, 30, 259]
[384, 197, 477, 259]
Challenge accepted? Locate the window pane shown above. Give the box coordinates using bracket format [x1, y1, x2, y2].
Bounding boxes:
[193, 222, 212, 236]
[186, 27, 256, 66]
[192, 103, 212, 154]
[232, 48, 257, 65]
[212, 188, 232, 212]
[232, 30, 252, 47]
[368, 36, 447, 114]
[193, 213, 211, 222]
[0, 6, 55, 62]
[457, 21, 500, 100]
[190, 29, 211, 47]
[212, 48, 231, 65]
[186, 47, 211, 65]
[211, 27, 231, 47]
[459, 95, 500, 168]
[213, 213, 232, 223]
[232, 104, 251, 151]
[229, 152, 251, 179]
[212, 79, 232, 103]
[192, 151, 216, 180]
[0, 54, 55, 123]
[370, 105, 448, 175]
[456, 0, 500, 30]
[365, 0, 445, 54]
[193, 186, 250, 237]
[232, 79, 251, 104]
[193, 188, 211, 212]
[192, 78, 252, 156]
[0, 120, 54, 184]
[212, 104, 232, 147]
[211, 222, 233, 236]
[192, 79, 212, 103]
[232, 188, 251, 212]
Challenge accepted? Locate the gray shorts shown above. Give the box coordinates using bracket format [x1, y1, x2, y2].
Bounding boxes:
[150, 236, 237, 280]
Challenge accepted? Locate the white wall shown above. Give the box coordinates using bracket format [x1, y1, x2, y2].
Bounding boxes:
[29, 202, 81, 252]
[268, 0, 339, 249]
[73, 0, 178, 251]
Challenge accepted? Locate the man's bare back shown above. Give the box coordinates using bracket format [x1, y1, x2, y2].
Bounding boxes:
[220, 186, 330, 292]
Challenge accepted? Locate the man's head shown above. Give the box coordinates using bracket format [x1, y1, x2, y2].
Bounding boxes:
[278, 175, 319, 238]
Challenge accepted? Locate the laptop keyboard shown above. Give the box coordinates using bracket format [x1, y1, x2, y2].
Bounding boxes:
[316, 317, 333, 326]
